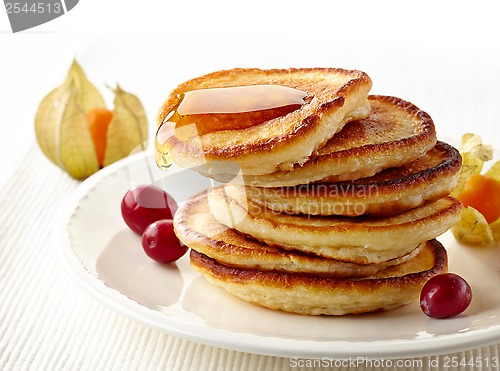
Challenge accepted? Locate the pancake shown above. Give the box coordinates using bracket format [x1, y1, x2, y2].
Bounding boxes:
[190, 239, 448, 315]
[157, 68, 372, 176]
[174, 192, 425, 278]
[205, 95, 437, 187]
[243, 141, 461, 216]
[208, 185, 462, 264]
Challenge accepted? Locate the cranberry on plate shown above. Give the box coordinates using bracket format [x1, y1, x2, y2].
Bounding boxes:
[420, 273, 472, 319]
[121, 184, 178, 235]
[141, 220, 188, 263]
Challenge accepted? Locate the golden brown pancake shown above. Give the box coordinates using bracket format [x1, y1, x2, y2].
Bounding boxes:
[208, 185, 462, 264]
[243, 141, 461, 216]
[160, 67, 457, 317]
[205, 95, 437, 186]
[190, 239, 448, 315]
[157, 68, 372, 176]
[174, 192, 425, 278]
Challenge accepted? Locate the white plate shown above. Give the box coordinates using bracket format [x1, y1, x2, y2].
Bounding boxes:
[59, 151, 500, 360]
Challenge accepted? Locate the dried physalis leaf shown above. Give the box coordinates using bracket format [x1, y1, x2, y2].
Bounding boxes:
[451, 207, 494, 245]
[486, 161, 500, 241]
[460, 133, 494, 161]
[103, 85, 148, 167]
[35, 59, 104, 179]
[34, 84, 69, 167]
[58, 88, 102, 179]
[490, 218, 500, 242]
[67, 60, 107, 113]
[450, 152, 482, 198]
[451, 133, 500, 245]
[486, 160, 500, 182]
[451, 134, 492, 198]
[35, 60, 148, 179]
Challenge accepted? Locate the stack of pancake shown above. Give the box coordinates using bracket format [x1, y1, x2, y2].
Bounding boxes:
[158, 68, 463, 315]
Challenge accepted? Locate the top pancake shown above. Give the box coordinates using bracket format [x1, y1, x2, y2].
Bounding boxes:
[209, 95, 437, 186]
[157, 68, 372, 176]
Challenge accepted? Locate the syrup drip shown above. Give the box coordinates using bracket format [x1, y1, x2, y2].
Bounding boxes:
[155, 84, 308, 170]
[155, 122, 175, 170]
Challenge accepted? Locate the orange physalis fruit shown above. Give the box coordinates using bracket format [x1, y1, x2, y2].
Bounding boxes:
[457, 174, 500, 224]
[87, 107, 113, 166]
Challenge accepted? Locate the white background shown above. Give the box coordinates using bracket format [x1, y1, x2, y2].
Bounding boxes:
[1, 0, 500, 185]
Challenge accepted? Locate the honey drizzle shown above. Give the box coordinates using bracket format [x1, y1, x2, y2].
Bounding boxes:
[155, 84, 308, 170]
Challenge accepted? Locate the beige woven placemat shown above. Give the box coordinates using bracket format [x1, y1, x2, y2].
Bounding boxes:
[1, 145, 500, 371]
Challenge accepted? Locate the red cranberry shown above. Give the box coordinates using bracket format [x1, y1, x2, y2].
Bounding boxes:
[420, 273, 472, 319]
[121, 184, 177, 235]
[141, 220, 188, 263]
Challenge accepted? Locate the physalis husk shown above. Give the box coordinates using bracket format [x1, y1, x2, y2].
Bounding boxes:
[451, 133, 500, 245]
[34, 60, 148, 180]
